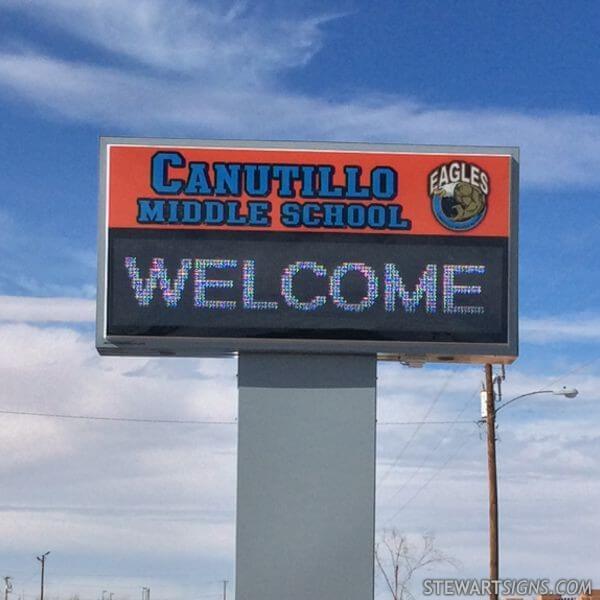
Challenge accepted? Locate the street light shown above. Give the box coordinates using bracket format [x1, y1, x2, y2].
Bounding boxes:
[495, 386, 578, 412]
[482, 363, 579, 600]
[3, 576, 13, 600]
[482, 386, 579, 417]
[36, 552, 50, 600]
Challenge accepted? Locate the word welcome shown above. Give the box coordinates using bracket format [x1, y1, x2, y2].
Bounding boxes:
[125, 257, 486, 314]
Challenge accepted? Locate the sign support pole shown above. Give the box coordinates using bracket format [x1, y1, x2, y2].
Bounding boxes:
[236, 353, 377, 600]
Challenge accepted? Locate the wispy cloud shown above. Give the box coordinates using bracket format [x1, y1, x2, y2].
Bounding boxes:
[0, 318, 596, 585]
[0, 295, 95, 322]
[3, 291, 600, 345]
[1, 2, 600, 188]
[521, 314, 600, 343]
[2, 0, 331, 79]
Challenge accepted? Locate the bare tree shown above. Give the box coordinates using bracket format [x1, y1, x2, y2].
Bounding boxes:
[375, 529, 459, 600]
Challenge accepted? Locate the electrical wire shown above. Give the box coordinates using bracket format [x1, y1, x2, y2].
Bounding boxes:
[0, 408, 236, 425]
[543, 354, 600, 388]
[376, 366, 458, 490]
[380, 358, 600, 526]
[2, 359, 592, 429]
[0, 407, 476, 427]
[378, 389, 478, 507]
[378, 419, 475, 426]
[383, 429, 477, 525]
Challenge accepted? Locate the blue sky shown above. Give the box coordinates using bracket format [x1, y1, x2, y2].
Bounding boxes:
[289, 0, 600, 111]
[0, 1, 598, 599]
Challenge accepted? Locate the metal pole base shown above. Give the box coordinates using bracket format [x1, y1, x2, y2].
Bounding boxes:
[236, 353, 377, 600]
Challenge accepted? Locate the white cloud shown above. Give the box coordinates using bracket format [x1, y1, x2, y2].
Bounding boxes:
[0, 316, 598, 594]
[0, 320, 237, 575]
[521, 314, 600, 343]
[0, 2, 600, 187]
[0, 294, 95, 322]
[0, 322, 237, 600]
[3, 0, 331, 79]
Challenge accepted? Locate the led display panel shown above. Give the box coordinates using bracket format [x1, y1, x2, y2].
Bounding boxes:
[97, 139, 518, 363]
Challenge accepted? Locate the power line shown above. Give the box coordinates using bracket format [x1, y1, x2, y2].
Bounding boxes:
[0, 407, 476, 427]
[378, 419, 475, 426]
[3, 356, 591, 429]
[379, 389, 478, 507]
[383, 429, 477, 525]
[376, 367, 459, 490]
[0, 409, 237, 425]
[543, 355, 600, 388]
[380, 358, 600, 527]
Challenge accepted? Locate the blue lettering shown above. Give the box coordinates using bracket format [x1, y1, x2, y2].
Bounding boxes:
[318, 166, 344, 198]
[372, 167, 397, 200]
[226, 201, 247, 225]
[280, 202, 301, 226]
[302, 203, 321, 227]
[272, 165, 300, 197]
[367, 204, 386, 229]
[248, 201, 271, 226]
[137, 199, 166, 223]
[299, 166, 317, 198]
[184, 162, 213, 195]
[244, 165, 271, 196]
[322, 203, 345, 227]
[167, 200, 179, 223]
[346, 204, 365, 228]
[204, 200, 225, 224]
[151, 152, 185, 194]
[388, 205, 411, 229]
[344, 166, 370, 199]
[182, 200, 202, 224]
[214, 163, 241, 196]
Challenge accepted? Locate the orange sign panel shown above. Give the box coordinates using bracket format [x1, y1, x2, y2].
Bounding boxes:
[107, 144, 512, 238]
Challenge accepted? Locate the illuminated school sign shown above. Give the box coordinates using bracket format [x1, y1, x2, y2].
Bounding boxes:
[96, 138, 518, 363]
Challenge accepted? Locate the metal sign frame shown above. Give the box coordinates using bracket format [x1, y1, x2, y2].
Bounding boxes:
[96, 137, 518, 363]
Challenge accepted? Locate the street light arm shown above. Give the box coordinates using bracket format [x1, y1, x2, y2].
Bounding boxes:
[495, 390, 555, 413]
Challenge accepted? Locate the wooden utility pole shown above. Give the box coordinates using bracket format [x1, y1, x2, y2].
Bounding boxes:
[222, 580, 228, 600]
[485, 364, 499, 600]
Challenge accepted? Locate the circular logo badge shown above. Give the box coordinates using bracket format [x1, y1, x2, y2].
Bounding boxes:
[431, 181, 487, 231]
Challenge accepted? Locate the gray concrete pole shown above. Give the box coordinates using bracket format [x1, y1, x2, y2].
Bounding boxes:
[236, 353, 377, 600]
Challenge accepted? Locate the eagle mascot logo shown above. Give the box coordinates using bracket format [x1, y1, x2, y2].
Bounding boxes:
[429, 162, 489, 231]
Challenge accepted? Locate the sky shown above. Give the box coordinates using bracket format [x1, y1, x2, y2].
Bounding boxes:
[0, 1, 598, 598]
